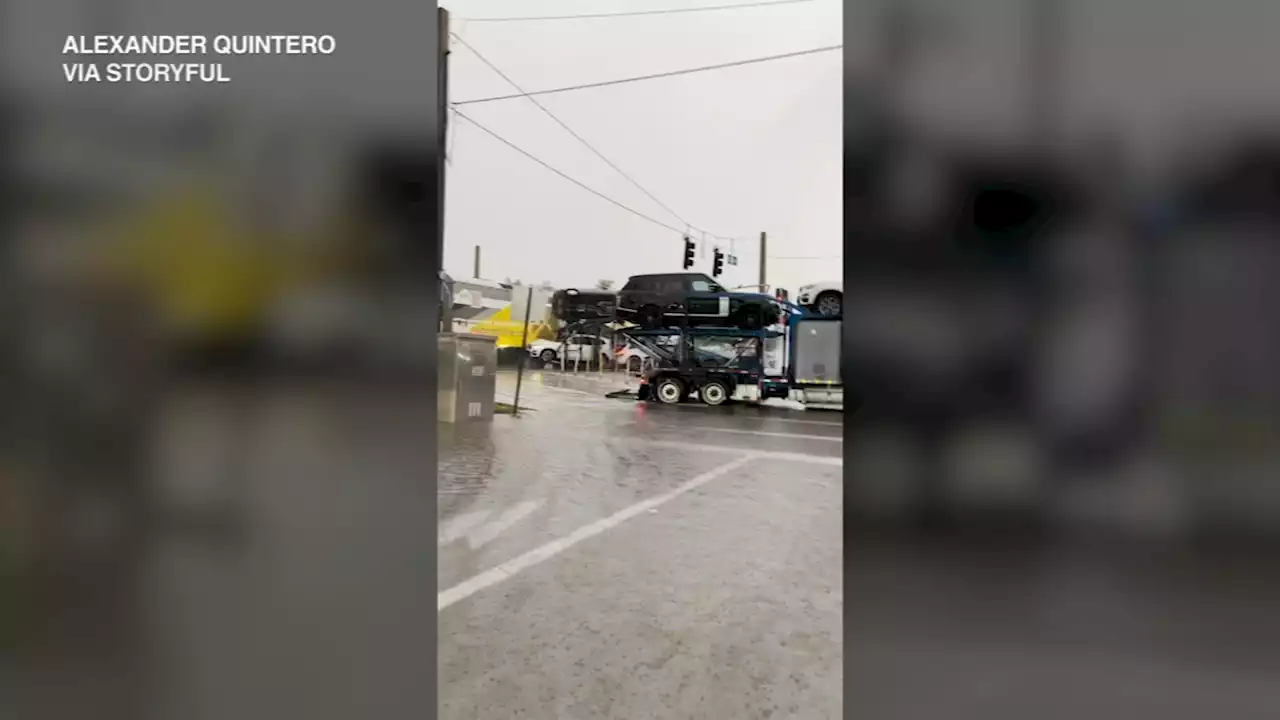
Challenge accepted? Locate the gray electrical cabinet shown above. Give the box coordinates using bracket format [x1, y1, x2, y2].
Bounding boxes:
[791, 317, 843, 409]
[792, 318, 842, 385]
[438, 332, 497, 423]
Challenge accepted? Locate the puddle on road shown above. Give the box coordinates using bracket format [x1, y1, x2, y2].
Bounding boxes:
[438, 424, 498, 498]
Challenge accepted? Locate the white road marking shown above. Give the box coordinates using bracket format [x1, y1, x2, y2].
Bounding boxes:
[494, 399, 621, 413]
[663, 406, 844, 427]
[438, 509, 492, 545]
[732, 448, 844, 466]
[541, 396, 621, 404]
[524, 384, 610, 398]
[466, 499, 544, 550]
[611, 438, 844, 466]
[438, 455, 754, 610]
[748, 416, 843, 428]
[439, 500, 546, 549]
[685, 426, 842, 442]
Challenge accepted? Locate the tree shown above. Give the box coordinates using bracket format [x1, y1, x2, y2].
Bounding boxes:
[595, 279, 615, 291]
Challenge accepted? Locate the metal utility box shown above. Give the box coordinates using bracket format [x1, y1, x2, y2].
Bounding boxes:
[791, 317, 842, 385]
[438, 332, 498, 423]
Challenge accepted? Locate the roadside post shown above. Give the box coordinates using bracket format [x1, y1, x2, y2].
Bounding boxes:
[596, 328, 604, 376]
[512, 286, 533, 416]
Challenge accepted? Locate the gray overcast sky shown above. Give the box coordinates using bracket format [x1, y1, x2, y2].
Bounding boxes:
[442, 0, 1280, 292]
[441, 0, 844, 292]
[10, 0, 1279, 291]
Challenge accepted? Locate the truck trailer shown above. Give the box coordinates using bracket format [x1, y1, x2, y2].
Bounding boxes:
[622, 302, 844, 410]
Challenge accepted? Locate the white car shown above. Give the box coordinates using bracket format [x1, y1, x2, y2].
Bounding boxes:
[612, 337, 672, 373]
[796, 281, 843, 317]
[529, 335, 610, 366]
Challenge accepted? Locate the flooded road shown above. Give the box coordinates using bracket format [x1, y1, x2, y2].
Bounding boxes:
[438, 371, 843, 719]
[16, 370, 1280, 719]
[7, 372, 842, 720]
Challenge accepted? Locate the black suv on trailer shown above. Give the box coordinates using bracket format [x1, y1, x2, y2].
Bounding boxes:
[551, 288, 617, 323]
[616, 272, 781, 330]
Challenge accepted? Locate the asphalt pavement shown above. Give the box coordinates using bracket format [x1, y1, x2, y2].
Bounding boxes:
[439, 370, 843, 719]
[19, 370, 1279, 719]
[8, 371, 840, 720]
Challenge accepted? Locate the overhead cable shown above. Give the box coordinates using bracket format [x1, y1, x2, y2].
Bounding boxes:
[451, 31, 695, 230]
[453, 44, 842, 105]
[461, 0, 817, 23]
[452, 108, 687, 235]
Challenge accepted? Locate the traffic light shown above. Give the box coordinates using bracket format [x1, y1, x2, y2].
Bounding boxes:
[950, 158, 1074, 278]
[712, 249, 725, 277]
[682, 236, 695, 269]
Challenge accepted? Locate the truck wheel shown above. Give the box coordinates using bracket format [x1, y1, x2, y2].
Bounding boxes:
[540, 349, 557, 363]
[814, 291, 843, 317]
[740, 308, 762, 329]
[655, 377, 684, 405]
[640, 305, 662, 329]
[700, 380, 729, 406]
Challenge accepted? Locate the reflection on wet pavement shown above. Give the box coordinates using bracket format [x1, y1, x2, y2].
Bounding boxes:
[438, 373, 844, 719]
[9, 373, 842, 720]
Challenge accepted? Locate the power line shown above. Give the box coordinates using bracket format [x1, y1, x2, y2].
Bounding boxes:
[461, 0, 816, 23]
[451, 107, 687, 235]
[446, 107, 459, 163]
[453, 44, 842, 105]
[451, 31, 695, 230]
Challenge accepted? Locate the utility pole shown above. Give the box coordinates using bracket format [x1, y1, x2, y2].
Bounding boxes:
[758, 231, 767, 289]
[875, 0, 917, 117]
[435, 8, 452, 334]
[437, 7, 451, 282]
[87, 0, 122, 108]
[512, 286, 534, 416]
[473, 245, 481, 279]
[1025, 0, 1062, 150]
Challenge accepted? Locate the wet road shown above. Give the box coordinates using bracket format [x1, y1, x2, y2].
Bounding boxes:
[21, 371, 1278, 718]
[439, 371, 843, 719]
[8, 372, 840, 720]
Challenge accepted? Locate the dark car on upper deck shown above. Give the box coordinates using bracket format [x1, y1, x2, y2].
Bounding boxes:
[550, 288, 617, 324]
[615, 272, 781, 330]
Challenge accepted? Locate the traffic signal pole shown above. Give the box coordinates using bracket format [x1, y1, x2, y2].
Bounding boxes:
[437, 8, 451, 331]
[1026, 0, 1063, 150]
[758, 231, 767, 289]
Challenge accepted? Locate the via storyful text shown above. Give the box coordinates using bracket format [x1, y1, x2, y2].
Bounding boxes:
[62, 34, 337, 83]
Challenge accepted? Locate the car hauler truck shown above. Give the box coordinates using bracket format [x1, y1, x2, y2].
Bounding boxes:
[785, 314, 843, 409]
[627, 326, 788, 406]
[621, 300, 844, 410]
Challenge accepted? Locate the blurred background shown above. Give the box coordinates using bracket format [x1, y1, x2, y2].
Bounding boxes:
[6, 0, 1280, 716]
[845, 0, 1280, 716]
[1, 2, 442, 719]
